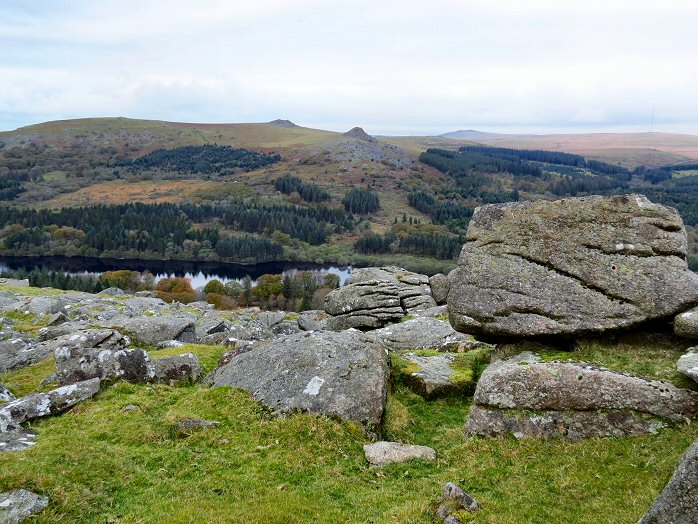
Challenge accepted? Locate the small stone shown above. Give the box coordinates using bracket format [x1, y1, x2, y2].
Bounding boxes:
[363, 441, 436, 467]
[0, 384, 14, 403]
[436, 482, 478, 520]
[122, 405, 139, 412]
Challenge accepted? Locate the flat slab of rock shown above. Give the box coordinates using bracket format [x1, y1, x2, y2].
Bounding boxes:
[448, 195, 698, 337]
[110, 316, 196, 345]
[363, 441, 436, 467]
[211, 330, 389, 427]
[0, 378, 100, 432]
[368, 317, 481, 352]
[0, 489, 48, 522]
[639, 438, 698, 523]
[466, 353, 698, 439]
[677, 351, 698, 382]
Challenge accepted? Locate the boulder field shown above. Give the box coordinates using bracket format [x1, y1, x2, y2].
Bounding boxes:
[3, 193, 698, 522]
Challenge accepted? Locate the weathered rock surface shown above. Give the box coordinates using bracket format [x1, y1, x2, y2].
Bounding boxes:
[55, 346, 153, 385]
[0, 489, 48, 522]
[297, 310, 330, 331]
[448, 195, 698, 337]
[211, 330, 389, 427]
[429, 273, 450, 305]
[368, 317, 481, 352]
[466, 353, 698, 438]
[110, 316, 196, 345]
[323, 267, 439, 331]
[0, 338, 36, 373]
[674, 307, 698, 338]
[257, 311, 286, 329]
[639, 438, 698, 524]
[677, 350, 698, 383]
[363, 441, 436, 467]
[0, 429, 37, 453]
[0, 384, 14, 403]
[0, 378, 100, 432]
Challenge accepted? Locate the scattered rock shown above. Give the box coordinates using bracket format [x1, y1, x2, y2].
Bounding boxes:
[466, 353, 698, 438]
[195, 316, 227, 340]
[0, 489, 49, 522]
[25, 296, 65, 315]
[225, 318, 274, 342]
[152, 353, 200, 384]
[436, 482, 478, 522]
[0, 378, 100, 432]
[363, 441, 436, 467]
[122, 405, 139, 412]
[211, 330, 389, 427]
[0, 429, 37, 453]
[0, 278, 29, 288]
[448, 195, 698, 337]
[297, 310, 330, 331]
[677, 350, 698, 383]
[55, 346, 152, 386]
[0, 338, 42, 374]
[396, 353, 465, 398]
[429, 273, 450, 305]
[639, 438, 698, 523]
[0, 384, 15, 403]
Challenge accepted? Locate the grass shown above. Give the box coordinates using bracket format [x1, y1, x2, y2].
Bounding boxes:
[0, 375, 694, 523]
[0, 333, 696, 522]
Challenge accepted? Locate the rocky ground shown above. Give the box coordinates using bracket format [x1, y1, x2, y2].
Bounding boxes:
[2, 194, 698, 523]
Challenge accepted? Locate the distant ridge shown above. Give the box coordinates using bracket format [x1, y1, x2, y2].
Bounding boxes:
[439, 129, 501, 140]
[344, 126, 376, 143]
[268, 119, 299, 128]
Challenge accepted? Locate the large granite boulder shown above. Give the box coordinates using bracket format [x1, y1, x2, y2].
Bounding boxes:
[0, 378, 100, 432]
[466, 353, 698, 439]
[211, 330, 389, 428]
[448, 195, 698, 337]
[429, 273, 450, 305]
[346, 267, 437, 311]
[639, 438, 698, 524]
[152, 353, 201, 384]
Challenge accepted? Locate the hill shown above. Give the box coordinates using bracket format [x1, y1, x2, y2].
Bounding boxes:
[2, 117, 698, 273]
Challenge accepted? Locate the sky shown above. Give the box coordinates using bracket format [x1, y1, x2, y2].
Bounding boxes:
[1, 0, 698, 135]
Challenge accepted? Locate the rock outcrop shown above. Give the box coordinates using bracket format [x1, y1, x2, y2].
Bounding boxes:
[211, 330, 389, 427]
[324, 267, 437, 330]
[448, 195, 698, 337]
[639, 438, 698, 524]
[466, 353, 698, 439]
[363, 441, 436, 467]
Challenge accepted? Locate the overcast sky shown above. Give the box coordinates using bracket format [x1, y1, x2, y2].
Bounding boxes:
[1, 0, 698, 135]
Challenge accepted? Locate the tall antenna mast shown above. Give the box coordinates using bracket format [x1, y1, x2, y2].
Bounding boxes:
[650, 107, 655, 132]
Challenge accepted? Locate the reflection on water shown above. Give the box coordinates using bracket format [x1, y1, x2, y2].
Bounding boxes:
[0, 256, 353, 289]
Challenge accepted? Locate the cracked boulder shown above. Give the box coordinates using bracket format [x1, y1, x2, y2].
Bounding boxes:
[448, 194, 698, 337]
[639, 437, 698, 524]
[211, 330, 389, 427]
[466, 353, 698, 439]
[0, 378, 100, 432]
[323, 267, 438, 330]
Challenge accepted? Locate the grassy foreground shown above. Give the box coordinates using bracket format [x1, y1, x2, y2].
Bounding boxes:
[1, 340, 697, 523]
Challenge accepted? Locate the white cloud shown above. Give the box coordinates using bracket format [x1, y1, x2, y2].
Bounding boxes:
[1, 0, 697, 134]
